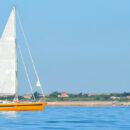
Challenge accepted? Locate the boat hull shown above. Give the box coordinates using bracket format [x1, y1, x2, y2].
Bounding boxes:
[0, 102, 46, 111]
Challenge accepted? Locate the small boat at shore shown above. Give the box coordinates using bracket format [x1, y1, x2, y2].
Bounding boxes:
[0, 7, 46, 111]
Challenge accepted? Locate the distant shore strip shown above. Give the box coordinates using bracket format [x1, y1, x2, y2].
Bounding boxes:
[47, 101, 130, 106]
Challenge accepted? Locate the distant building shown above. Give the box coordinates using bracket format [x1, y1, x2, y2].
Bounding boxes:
[18, 95, 23, 97]
[43, 94, 49, 97]
[110, 96, 120, 99]
[126, 96, 130, 99]
[58, 91, 69, 97]
[104, 93, 110, 95]
[0, 95, 12, 97]
[88, 93, 97, 96]
[23, 94, 32, 99]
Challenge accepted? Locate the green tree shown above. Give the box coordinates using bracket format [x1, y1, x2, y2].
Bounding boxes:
[49, 91, 59, 98]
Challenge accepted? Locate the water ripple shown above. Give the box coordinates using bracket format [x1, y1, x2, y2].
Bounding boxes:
[0, 106, 130, 129]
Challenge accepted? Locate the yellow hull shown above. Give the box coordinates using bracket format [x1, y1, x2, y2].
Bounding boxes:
[0, 102, 46, 111]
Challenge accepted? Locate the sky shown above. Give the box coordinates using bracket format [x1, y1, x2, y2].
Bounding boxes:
[0, 0, 130, 94]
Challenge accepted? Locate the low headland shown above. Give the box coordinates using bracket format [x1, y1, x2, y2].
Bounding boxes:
[46, 91, 130, 106]
[1, 91, 130, 106]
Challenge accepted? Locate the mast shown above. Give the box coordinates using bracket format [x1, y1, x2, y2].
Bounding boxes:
[14, 6, 18, 96]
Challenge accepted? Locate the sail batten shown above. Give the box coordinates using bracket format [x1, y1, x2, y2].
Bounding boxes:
[0, 7, 17, 95]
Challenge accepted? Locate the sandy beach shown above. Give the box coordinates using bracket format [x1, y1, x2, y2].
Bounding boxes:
[47, 101, 130, 106]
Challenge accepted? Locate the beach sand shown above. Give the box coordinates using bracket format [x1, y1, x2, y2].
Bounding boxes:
[47, 101, 130, 106]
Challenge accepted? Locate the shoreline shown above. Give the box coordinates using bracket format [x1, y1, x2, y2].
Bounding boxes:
[46, 101, 130, 106]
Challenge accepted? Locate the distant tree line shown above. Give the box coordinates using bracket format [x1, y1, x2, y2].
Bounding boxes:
[45, 91, 130, 101]
[1, 91, 130, 102]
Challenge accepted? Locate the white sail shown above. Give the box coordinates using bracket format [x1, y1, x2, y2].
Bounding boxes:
[36, 80, 41, 87]
[0, 7, 17, 95]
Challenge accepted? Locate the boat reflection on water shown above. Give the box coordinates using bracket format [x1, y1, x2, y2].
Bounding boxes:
[0, 111, 18, 118]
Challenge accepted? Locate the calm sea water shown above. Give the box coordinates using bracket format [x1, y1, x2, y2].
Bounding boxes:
[0, 106, 130, 130]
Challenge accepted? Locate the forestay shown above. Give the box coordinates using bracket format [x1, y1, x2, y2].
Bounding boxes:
[0, 7, 17, 95]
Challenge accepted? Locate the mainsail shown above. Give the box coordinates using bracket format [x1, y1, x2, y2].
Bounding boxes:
[0, 7, 17, 94]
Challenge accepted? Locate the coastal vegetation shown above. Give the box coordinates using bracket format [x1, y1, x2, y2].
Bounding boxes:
[1, 91, 130, 102]
[45, 91, 130, 102]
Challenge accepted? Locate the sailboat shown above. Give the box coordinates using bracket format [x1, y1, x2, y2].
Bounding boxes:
[0, 7, 46, 111]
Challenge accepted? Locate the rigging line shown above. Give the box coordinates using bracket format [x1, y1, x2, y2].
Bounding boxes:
[17, 11, 45, 100]
[18, 42, 36, 101]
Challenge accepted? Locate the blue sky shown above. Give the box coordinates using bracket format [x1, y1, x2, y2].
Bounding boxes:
[0, 0, 130, 94]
